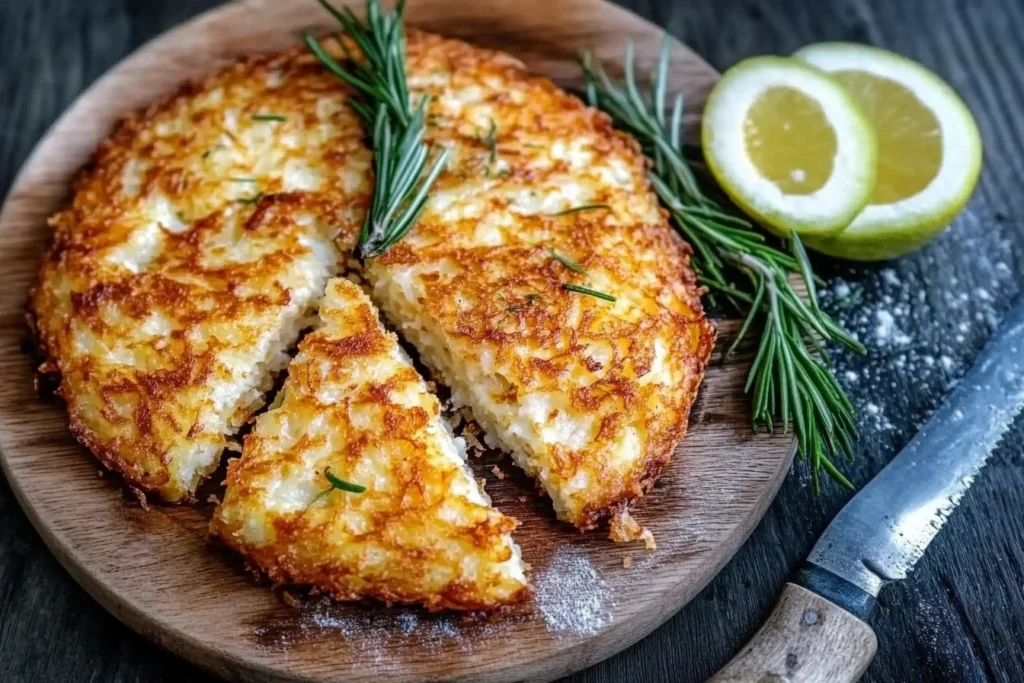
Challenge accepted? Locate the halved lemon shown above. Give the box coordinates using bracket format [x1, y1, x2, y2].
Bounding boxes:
[702, 56, 877, 237]
[795, 43, 983, 261]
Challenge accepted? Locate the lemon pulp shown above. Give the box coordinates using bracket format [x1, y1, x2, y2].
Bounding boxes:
[744, 87, 837, 196]
[831, 70, 943, 204]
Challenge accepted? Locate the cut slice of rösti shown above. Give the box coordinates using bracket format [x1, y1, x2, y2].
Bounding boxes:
[212, 278, 529, 610]
[364, 32, 715, 531]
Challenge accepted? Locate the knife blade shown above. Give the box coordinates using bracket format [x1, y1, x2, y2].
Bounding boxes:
[710, 294, 1024, 683]
[808, 294, 1024, 599]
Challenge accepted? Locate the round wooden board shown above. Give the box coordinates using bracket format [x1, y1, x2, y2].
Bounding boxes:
[0, 0, 795, 681]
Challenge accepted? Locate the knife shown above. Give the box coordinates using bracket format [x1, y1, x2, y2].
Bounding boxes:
[708, 295, 1024, 683]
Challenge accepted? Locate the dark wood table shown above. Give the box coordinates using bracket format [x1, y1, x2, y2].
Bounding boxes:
[2, 1, 1023, 681]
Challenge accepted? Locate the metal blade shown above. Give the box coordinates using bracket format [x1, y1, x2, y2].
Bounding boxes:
[808, 296, 1024, 597]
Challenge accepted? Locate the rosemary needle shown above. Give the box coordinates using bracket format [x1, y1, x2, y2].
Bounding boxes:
[305, 467, 365, 511]
[252, 114, 287, 122]
[563, 283, 616, 302]
[324, 467, 366, 493]
[237, 192, 264, 205]
[304, 0, 448, 259]
[476, 118, 498, 164]
[582, 39, 864, 491]
[547, 204, 611, 216]
[549, 248, 587, 275]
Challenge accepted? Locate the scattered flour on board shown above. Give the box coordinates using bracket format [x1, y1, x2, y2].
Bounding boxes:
[252, 547, 614, 660]
[534, 546, 613, 636]
[256, 596, 523, 663]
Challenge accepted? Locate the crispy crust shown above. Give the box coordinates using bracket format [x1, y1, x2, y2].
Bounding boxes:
[212, 279, 530, 611]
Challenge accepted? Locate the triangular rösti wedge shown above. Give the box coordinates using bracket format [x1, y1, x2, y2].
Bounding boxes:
[212, 278, 529, 610]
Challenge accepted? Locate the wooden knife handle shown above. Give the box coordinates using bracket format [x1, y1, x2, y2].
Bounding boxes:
[707, 583, 878, 683]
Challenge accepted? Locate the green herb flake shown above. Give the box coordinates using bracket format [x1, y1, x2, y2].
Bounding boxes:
[252, 114, 287, 122]
[502, 292, 541, 315]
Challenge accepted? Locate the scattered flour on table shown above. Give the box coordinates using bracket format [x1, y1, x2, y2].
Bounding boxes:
[881, 268, 901, 286]
[535, 546, 613, 636]
[874, 309, 912, 347]
[820, 230, 1015, 438]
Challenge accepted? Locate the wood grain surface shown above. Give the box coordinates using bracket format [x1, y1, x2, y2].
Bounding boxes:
[708, 584, 878, 683]
[0, 1, 794, 682]
[2, 1, 1024, 683]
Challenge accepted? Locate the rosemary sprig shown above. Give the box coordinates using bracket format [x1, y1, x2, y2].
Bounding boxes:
[564, 283, 616, 302]
[305, 467, 366, 511]
[582, 40, 865, 491]
[304, 0, 448, 259]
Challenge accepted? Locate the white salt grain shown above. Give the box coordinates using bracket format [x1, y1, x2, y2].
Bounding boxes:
[874, 309, 911, 347]
[875, 310, 896, 342]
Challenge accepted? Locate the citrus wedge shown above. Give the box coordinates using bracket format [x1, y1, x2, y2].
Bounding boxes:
[702, 56, 877, 237]
[795, 43, 983, 260]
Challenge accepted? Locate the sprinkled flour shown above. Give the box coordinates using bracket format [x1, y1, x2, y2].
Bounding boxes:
[818, 226, 1015, 442]
[874, 309, 912, 347]
[251, 546, 615, 659]
[535, 547, 613, 636]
